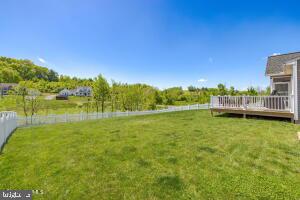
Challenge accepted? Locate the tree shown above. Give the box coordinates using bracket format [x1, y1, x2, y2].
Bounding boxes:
[0, 56, 59, 82]
[0, 67, 22, 83]
[188, 85, 197, 92]
[15, 81, 35, 116]
[48, 69, 59, 82]
[92, 74, 110, 113]
[229, 86, 237, 96]
[26, 89, 41, 124]
[15, 81, 40, 124]
[85, 98, 91, 115]
[163, 87, 183, 105]
[110, 80, 119, 112]
[217, 84, 227, 95]
[247, 86, 258, 96]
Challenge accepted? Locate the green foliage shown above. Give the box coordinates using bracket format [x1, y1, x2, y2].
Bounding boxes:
[0, 56, 271, 111]
[93, 74, 110, 112]
[0, 111, 299, 199]
[162, 87, 183, 105]
[217, 83, 227, 95]
[112, 83, 157, 111]
[247, 86, 258, 96]
[13, 81, 42, 119]
[0, 56, 95, 93]
[0, 67, 22, 82]
[0, 57, 58, 82]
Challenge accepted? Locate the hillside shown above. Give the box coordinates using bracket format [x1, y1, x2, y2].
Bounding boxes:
[0, 56, 58, 83]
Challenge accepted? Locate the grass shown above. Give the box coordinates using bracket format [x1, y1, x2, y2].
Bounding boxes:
[0, 95, 169, 116]
[0, 95, 92, 115]
[0, 110, 300, 199]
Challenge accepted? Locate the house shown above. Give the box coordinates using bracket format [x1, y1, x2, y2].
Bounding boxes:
[0, 83, 18, 96]
[58, 87, 92, 97]
[210, 51, 300, 123]
[74, 86, 92, 97]
[59, 89, 72, 96]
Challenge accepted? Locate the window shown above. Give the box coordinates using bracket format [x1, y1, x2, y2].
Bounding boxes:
[274, 82, 289, 96]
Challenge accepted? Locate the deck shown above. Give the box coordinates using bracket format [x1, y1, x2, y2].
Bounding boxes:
[210, 96, 294, 119]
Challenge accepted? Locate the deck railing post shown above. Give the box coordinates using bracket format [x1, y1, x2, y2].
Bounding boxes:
[242, 95, 246, 110]
[290, 95, 294, 113]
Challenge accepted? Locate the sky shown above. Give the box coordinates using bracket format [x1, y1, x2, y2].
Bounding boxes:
[1, 0, 300, 90]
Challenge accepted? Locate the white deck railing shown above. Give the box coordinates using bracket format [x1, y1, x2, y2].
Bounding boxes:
[0, 111, 17, 150]
[210, 96, 293, 113]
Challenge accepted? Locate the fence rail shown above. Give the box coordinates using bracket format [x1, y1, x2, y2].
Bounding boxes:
[210, 96, 293, 112]
[17, 104, 209, 127]
[0, 111, 17, 150]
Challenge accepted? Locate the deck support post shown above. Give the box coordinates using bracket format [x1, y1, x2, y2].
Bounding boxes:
[243, 113, 246, 119]
[210, 110, 214, 117]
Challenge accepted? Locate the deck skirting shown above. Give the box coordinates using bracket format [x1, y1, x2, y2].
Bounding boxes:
[210, 108, 294, 119]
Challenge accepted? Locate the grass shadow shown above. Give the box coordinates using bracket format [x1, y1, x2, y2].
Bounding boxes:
[215, 113, 291, 123]
[156, 175, 183, 190]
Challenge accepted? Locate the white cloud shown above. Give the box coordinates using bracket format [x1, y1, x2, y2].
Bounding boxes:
[38, 57, 46, 64]
[272, 53, 280, 56]
[198, 78, 208, 83]
[208, 57, 213, 63]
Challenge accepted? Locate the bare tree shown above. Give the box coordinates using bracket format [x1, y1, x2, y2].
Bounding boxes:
[15, 84, 29, 119]
[26, 89, 41, 124]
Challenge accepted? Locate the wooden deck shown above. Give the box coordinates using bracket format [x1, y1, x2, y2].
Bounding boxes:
[210, 96, 294, 121]
[210, 107, 294, 119]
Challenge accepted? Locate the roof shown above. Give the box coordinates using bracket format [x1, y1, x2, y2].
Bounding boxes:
[0, 83, 18, 89]
[76, 86, 91, 91]
[60, 88, 70, 92]
[266, 52, 300, 75]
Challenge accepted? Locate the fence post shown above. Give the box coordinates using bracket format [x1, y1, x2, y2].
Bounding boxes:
[0, 111, 17, 151]
[12, 103, 209, 127]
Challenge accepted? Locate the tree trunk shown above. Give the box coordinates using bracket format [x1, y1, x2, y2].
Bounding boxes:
[96, 101, 99, 113]
[101, 100, 104, 113]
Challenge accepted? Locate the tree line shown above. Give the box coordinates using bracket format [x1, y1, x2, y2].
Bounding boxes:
[1, 56, 270, 117]
[13, 76, 270, 118]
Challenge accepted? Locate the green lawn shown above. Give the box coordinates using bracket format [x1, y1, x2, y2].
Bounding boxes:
[0, 95, 92, 115]
[0, 110, 299, 199]
[0, 95, 168, 116]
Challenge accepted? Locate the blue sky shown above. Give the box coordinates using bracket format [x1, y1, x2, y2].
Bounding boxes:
[1, 0, 300, 89]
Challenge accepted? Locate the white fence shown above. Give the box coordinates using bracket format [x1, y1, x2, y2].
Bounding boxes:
[0, 111, 17, 150]
[210, 96, 293, 112]
[17, 104, 210, 127]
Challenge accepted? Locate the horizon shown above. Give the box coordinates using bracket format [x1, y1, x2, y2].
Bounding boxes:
[1, 0, 300, 90]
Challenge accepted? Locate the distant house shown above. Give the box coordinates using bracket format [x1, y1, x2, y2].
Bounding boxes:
[59, 89, 72, 96]
[0, 83, 18, 96]
[74, 86, 92, 97]
[58, 86, 92, 97]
